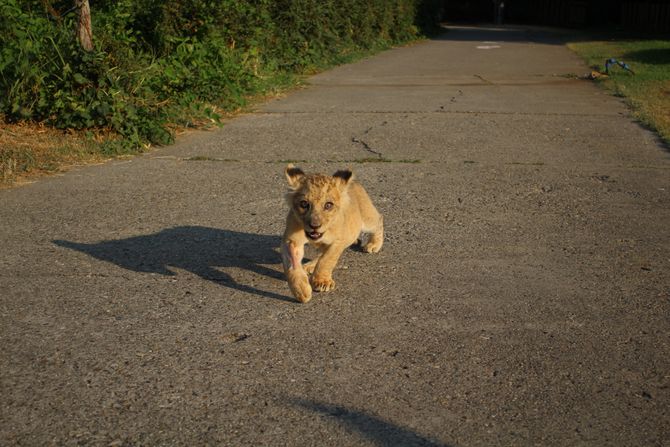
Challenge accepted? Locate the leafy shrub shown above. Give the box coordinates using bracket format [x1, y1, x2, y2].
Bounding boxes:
[1, 0, 442, 150]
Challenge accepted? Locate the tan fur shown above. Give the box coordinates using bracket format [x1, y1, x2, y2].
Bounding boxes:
[281, 164, 384, 303]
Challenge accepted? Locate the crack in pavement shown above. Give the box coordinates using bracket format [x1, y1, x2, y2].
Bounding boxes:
[437, 90, 464, 111]
[474, 74, 494, 84]
[351, 136, 383, 158]
[351, 122, 387, 159]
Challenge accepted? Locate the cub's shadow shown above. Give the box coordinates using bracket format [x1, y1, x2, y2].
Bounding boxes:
[54, 226, 292, 302]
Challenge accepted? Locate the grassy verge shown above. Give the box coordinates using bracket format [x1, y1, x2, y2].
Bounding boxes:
[0, 83, 295, 187]
[0, 119, 104, 187]
[568, 38, 670, 145]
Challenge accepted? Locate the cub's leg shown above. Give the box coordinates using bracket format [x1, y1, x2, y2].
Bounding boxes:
[362, 214, 384, 253]
[281, 240, 312, 303]
[311, 243, 347, 292]
[303, 255, 321, 275]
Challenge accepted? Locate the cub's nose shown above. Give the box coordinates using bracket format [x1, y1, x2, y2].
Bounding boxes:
[309, 222, 321, 230]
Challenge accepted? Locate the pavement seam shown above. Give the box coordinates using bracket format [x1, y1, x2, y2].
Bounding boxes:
[308, 79, 581, 87]
[255, 110, 623, 117]
[145, 157, 670, 170]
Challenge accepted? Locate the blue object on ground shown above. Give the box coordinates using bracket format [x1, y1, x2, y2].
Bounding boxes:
[605, 58, 635, 74]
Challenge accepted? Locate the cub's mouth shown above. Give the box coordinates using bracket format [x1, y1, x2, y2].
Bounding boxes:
[305, 230, 323, 240]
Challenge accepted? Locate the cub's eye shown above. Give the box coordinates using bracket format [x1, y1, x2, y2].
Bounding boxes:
[299, 200, 310, 210]
[324, 202, 334, 210]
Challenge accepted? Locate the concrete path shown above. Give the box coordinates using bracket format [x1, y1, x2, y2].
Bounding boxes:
[1, 26, 669, 446]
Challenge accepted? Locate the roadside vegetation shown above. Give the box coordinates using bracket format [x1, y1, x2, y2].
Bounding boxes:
[568, 38, 670, 145]
[0, 0, 442, 186]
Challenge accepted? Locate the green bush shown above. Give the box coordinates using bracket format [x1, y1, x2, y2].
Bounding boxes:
[1, 0, 442, 150]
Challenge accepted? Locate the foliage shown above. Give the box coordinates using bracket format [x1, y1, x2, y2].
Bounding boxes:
[0, 0, 442, 151]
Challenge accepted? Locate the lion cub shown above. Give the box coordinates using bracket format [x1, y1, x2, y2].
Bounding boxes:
[281, 164, 384, 303]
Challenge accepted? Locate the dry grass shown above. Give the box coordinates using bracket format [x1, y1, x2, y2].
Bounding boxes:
[0, 118, 111, 188]
[0, 83, 298, 189]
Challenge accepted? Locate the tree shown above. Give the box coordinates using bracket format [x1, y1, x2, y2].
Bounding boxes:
[75, 0, 93, 51]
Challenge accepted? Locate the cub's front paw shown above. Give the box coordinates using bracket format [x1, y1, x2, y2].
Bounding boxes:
[287, 269, 312, 303]
[363, 239, 383, 253]
[363, 241, 382, 253]
[311, 275, 336, 292]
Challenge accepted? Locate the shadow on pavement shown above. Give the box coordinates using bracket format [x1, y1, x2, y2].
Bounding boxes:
[290, 398, 451, 447]
[54, 225, 294, 302]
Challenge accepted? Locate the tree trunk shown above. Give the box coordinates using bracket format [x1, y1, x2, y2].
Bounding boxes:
[75, 0, 93, 51]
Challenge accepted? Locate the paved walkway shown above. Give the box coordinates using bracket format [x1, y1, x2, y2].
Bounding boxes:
[1, 26, 669, 446]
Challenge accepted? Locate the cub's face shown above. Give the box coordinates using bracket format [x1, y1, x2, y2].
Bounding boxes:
[285, 165, 353, 241]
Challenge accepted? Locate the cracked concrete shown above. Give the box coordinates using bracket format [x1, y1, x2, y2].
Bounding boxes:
[352, 123, 387, 159]
[1, 25, 669, 446]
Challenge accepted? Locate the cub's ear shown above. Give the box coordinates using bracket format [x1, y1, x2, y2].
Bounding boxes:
[333, 168, 354, 186]
[285, 164, 305, 189]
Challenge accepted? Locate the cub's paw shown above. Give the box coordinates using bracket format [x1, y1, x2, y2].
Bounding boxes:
[311, 275, 336, 292]
[287, 269, 312, 303]
[363, 238, 383, 254]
